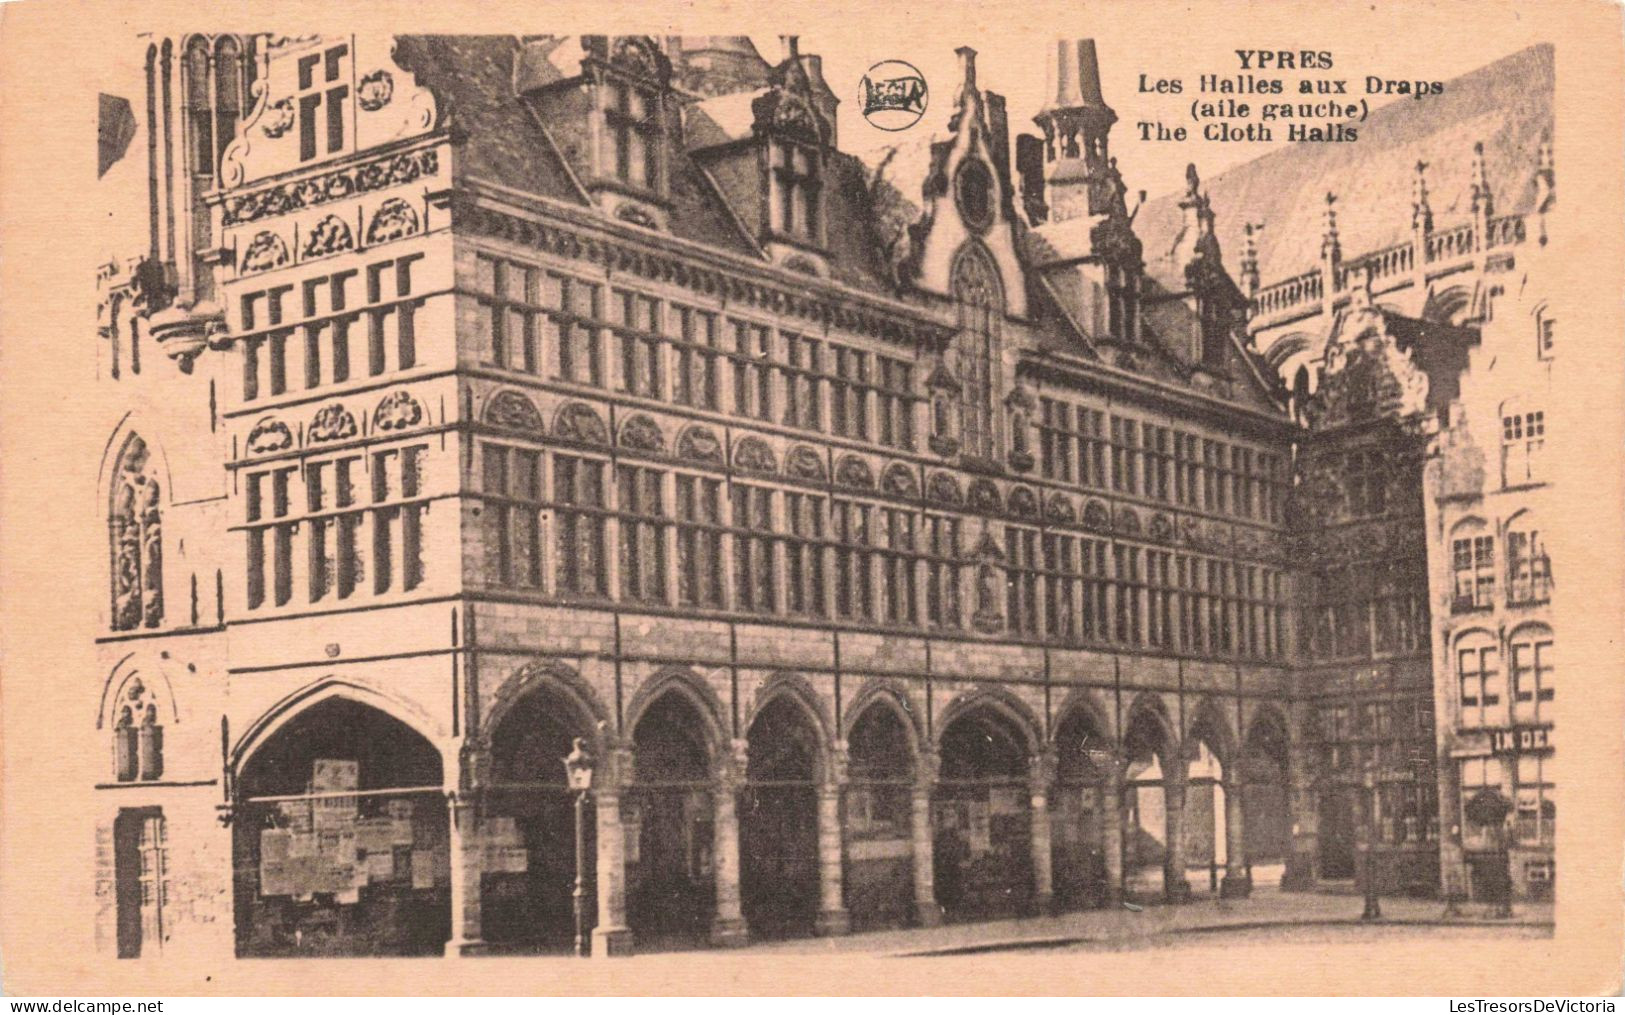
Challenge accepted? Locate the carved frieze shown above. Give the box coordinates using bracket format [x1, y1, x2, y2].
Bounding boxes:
[223, 149, 439, 226]
[786, 445, 826, 482]
[881, 463, 919, 499]
[1008, 486, 1038, 519]
[303, 215, 355, 258]
[367, 197, 421, 245]
[968, 479, 1001, 514]
[927, 471, 963, 507]
[241, 231, 289, 274]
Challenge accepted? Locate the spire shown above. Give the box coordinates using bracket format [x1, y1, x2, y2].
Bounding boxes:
[1535, 131, 1554, 210]
[1411, 160, 1432, 234]
[1470, 141, 1493, 218]
[1032, 38, 1122, 224]
[1042, 39, 1109, 115]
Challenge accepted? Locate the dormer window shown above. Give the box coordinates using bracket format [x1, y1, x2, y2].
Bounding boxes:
[770, 139, 822, 243]
[602, 77, 659, 190]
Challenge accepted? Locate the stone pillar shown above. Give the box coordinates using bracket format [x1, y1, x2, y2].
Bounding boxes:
[1029, 789, 1054, 916]
[710, 771, 749, 947]
[591, 784, 634, 957]
[1102, 761, 1125, 907]
[444, 792, 485, 956]
[1281, 706, 1319, 891]
[1029, 756, 1055, 915]
[1220, 777, 1251, 898]
[815, 784, 851, 934]
[911, 781, 942, 927]
[1163, 757, 1191, 903]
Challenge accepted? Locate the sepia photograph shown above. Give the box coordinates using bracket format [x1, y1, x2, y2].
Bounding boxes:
[2, 0, 1622, 1000]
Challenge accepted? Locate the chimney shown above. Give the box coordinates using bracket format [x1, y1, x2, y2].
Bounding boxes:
[797, 51, 839, 147]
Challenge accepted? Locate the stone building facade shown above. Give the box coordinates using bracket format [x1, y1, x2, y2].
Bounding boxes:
[91, 33, 1553, 959]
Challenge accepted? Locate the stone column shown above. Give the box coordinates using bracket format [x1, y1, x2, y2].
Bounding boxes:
[1102, 760, 1125, 907]
[1220, 777, 1251, 898]
[444, 791, 485, 956]
[815, 784, 851, 934]
[911, 757, 942, 926]
[1281, 704, 1319, 891]
[710, 767, 749, 947]
[591, 749, 634, 956]
[1163, 756, 1192, 903]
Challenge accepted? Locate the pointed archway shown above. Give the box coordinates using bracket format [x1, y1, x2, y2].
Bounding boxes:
[1051, 706, 1112, 911]
[844, 698, 918, 930]
[740, 695, 823, 939]
[232, 697, 448, 957]
[933, 702, 1034, 921]
[626, 690, 718, 947]
[480, 685, 597, 953]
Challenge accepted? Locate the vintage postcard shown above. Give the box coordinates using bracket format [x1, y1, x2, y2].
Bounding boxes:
[0, 0, 1621, 997]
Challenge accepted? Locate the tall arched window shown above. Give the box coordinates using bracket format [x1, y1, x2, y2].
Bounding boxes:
[952, 245, 1003, 461]
[110, 435, 163, 631]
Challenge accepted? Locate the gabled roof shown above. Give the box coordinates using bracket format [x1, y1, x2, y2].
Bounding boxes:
[1136, 44, 1553, 288]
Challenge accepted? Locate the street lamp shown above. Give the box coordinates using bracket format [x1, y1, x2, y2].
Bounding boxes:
[1361, 765, 1382, 921]
[563, 737, 595, 958]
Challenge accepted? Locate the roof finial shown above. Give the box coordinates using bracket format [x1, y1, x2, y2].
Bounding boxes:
[1185, 163, 1201, 198]
[1322, 191, 1340, 260]
[1412, 160, 1433, 234]
[1470, 140, 1492, 217]
[1241, 220, 1263, 295]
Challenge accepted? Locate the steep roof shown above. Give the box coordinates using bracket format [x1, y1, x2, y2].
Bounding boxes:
[1136, 44, 1553, 289]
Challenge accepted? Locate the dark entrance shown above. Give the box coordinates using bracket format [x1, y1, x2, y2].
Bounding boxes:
[233, 698, 450, 957]
[741, 696, 821, 939]
[114, 807, 166, 958]
[844, 701, 916, 930]
[1242, 711, 1293, 878]
[482, 688, 596, 953]
[626, 692, 715, 948]
[1318, 786, 1358, 879]
[1121, 706, 1174, 898]
[933, 707, 1032, 921]
[1051, 711, 1109, 911]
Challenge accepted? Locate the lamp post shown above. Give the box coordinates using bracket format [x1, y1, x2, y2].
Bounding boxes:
[563, 737, 595, 958]
[1360, 764, 1382, 921]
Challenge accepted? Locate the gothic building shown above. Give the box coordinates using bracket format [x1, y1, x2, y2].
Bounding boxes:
[91, 33, 1553, 959]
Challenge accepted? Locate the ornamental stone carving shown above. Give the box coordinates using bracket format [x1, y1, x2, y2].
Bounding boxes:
[835, 455, 875, 490]
[927, 471, 963, 506]
[881, 463, 919, 499]
[373, 390, 425, 432]
[1046, 492, 1076, 525]
[786, 445, 826, 481]
[303, 215, 355, 258]
[246, 418, 294, 455]
[1116, 507, 1141, 537]
[367, 198, 421, 245]
[733, 436, 777, 475]
[1150, 512, 1175, 543]
[358, 69, 394, 111]
[968, 478, 1001, 514]
[1008, 486, 1039, 519]
[618, 414, 665, 453]
[484, 391, 544, 433]
[676, 425, 723, 464]
[308, 404, 358, 443]
[556, 403, 610, 446]
[241, 231, 289, 274]
[1082, 499, 1110, 531]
